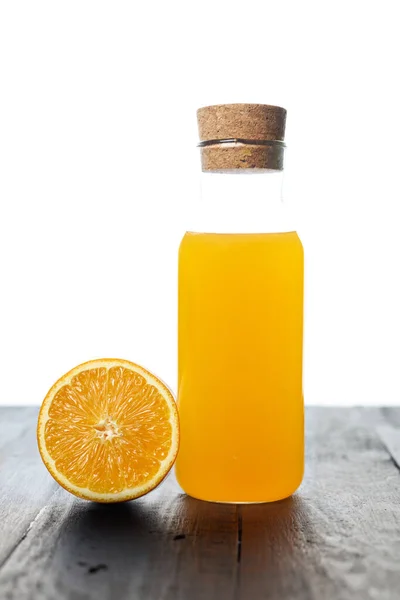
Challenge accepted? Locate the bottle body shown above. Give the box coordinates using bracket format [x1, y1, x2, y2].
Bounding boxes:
[176, 172, 304, 502]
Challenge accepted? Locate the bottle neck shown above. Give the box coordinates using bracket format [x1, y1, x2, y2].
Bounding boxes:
[188, 169, 292, 234]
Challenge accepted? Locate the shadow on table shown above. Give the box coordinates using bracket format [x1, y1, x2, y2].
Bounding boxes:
[179, 492, 314, 559]
[49, 492, 314, 598]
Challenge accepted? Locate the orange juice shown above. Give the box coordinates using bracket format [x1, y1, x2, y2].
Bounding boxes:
[176, 231, 304, 503]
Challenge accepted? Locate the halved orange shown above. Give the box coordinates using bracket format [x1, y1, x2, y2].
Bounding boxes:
[37, 358, 179, 502]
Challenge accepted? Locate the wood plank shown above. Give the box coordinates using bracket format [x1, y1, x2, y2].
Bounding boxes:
[375, 407, 400, 473]
[0, 408, 57, 567]
[0, 407, 34, 449]
[1, 407, 400, 600]
[377, 425, 400, 470]
[237, 407, 400, 600]
[379, 407, 400, 428]
[0, 474, 239, 600]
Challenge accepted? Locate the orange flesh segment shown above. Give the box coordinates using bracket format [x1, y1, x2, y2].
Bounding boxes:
[44, 366, 174, 495]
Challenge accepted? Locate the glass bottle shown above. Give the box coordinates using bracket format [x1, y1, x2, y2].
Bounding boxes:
[176, 104, 304, 503]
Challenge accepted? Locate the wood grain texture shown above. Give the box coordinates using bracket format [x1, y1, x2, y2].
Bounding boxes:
[377, 424, 400, 470]
[237, 407, 400, 600]
[1, 407, 400, 600]
[0, 408, 57, 567]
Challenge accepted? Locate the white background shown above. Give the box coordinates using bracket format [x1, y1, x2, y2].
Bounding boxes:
[1, 1, 399, 406]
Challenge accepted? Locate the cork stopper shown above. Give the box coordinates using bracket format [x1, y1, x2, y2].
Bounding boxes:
[197, 103, 286, 171]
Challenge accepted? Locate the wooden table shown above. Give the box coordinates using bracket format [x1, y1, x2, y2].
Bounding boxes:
[1, 407, 400, 600]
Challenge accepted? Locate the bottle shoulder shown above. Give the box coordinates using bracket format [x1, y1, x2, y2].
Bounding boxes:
[180, 230, 304, 254]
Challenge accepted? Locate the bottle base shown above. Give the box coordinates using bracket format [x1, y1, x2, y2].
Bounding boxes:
[175, 468, 304, 505]
[182, 490, 299, 505]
